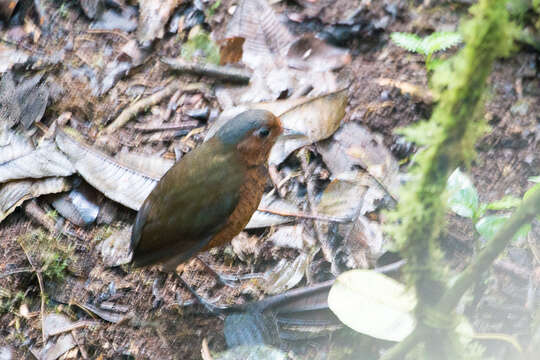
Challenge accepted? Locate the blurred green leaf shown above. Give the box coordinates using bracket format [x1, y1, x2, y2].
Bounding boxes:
[390, 32, 423, 53]
[421, 32, 462, 55]
[181, 29, 220, 65]
[476, 214, 531, 242]
[447, 168, 479, 218]
[328, 270, 416, 342]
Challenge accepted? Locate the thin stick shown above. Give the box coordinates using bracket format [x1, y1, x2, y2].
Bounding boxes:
[0, 267, 33, 279]
[129, 121, 199, 132]
[102, 82, 206, 135]
[18, 240, 47, 344]
[161, 57, 251, 84]
[256, 207, 348, 223]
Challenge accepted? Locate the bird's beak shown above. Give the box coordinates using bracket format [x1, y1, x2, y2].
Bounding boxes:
[281, 128, 304, 137]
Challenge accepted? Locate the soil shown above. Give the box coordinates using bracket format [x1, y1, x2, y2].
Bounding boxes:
[0, 0, 539, 359]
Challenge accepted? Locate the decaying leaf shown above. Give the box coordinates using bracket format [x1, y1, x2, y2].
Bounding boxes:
[0, 140, 75, 183]
[316, 175, 368, 221]
[0, 44, 29, 73]
[40, 333, 76, 360]
[55, 128, 159, 210]
[328, 270, 416, 342]
[51, 184, 100, 227]
[0, 72, 49, 128]
[318, 122, 400, 202]
[115, 151, 174, 179]
[213, 345, 287, 360]
[0, 177, 71, 222]
[137, 0, 182, 45]
[246, 195, 299, 229]
[0, 127, 34, 164]
[340, 216, 384, 268]
[219, 37, 246, 65]
[99, 226, 133, 267]
[269, 89, 347, 164]
[266, 224, 316, 250]
[263, 251, 312, 295]
[224, 0, 294, 68]
[287, 34, 351, 72]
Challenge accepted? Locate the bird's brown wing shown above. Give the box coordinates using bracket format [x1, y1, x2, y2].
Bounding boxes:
[130, 139, 244, 268]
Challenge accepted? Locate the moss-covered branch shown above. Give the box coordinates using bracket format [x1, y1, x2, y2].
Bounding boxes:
[385, 0, 516, 358]
[381, 186, 540, 360]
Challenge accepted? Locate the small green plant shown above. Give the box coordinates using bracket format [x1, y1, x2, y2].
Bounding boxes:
[390, 31, 462, 71]
[181, 27, 220, 65]
[446, 168, 537, 242]
[0, 290, 25, 314]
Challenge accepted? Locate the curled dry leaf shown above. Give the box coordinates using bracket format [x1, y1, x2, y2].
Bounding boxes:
[137, 0, 182, 45]
[40, 334, 76, 360]
[263, 252, 311, 295]
[55, 128, 159, 210]
[0, 177, 71, 222]
[269, 89, 347, 164]
[0, 140, 75, 183]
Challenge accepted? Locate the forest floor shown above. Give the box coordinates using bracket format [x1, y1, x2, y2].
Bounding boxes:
[0, 0, 539, 359]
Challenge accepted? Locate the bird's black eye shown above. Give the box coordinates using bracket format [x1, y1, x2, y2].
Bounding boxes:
[257, 128, 270, 138]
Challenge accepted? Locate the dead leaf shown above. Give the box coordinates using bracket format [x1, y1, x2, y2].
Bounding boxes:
[219, 37, 245, 65]
[0, 127, 34, 164]
[0, 72, 49, 128]
[115, 151, 174, 179]
[55, 128, 159, 210]
[340, 216, 384, 268]
[0, 44, 29, 73]
[263, 252, 311, 295]
[99, 227, 133, 267]
[287, 34, 351, 72]
[137, 0, 181, 45]
[0, 140, 75, 183]
[245, 195, 299, 229]
[266, 224, 316, 250]
[0, 177, 71, 222]
[268, 89, 347, 164]
[317, 122, 400, 201]
[224, 0, 294, 68]
[316, 176, 368, 221]
[41, 334, 76, 360]
[51, 184, 100, 227]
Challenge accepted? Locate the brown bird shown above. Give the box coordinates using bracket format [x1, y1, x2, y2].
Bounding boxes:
[130, 109, 283, 307]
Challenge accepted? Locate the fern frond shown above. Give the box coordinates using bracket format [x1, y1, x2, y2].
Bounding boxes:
[421, 32, 462, 55]
[390, 32, 423, 53]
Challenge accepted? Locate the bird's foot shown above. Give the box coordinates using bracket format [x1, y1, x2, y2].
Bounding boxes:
[195, 256, 240, 288]
[174, 273, 228, 316]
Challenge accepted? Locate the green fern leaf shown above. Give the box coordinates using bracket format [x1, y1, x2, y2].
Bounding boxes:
[390, 32, 423, 53]
[421, 32, 462, 55]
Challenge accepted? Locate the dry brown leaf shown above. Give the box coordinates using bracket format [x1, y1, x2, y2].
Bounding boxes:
[137, 0, 182, 45]
[266, 224, 316, 250]
[0, 140, 75, 183]
[263, 252, 311, 295]
[219, 37, 245, 65]
[316, 176, 368, 221]
[0, 177, 71, 223]
[55, 128, 159, 210]
[245, 195, 299, 229]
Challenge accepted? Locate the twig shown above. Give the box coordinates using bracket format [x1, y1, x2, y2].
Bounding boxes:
[201, 338, 213, 360]
[129, 121, 199, 132]
[0, 267, 33, 279]
[161, 57, 252, 84]
[256, 207, 348, 223]
[102, 82, 206, 135]
[18, 240, 47, 344]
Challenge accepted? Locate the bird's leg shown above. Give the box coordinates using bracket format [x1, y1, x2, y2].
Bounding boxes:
[173, 272, 228, 316]
[195, 256, 239, 288]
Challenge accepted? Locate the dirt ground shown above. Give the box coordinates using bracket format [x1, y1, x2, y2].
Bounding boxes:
[0, 0, 539, 359]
